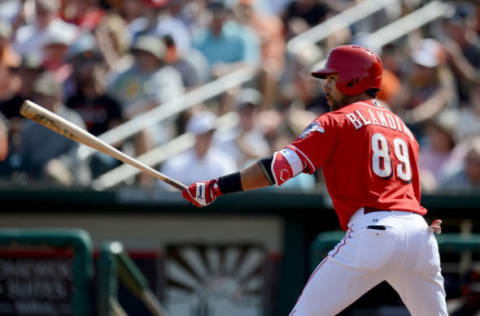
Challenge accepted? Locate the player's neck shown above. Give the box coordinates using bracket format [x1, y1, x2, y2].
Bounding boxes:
[335, 94, 372, 110]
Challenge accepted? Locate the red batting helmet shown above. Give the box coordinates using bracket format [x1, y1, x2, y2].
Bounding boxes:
[311, 45, 382, 96]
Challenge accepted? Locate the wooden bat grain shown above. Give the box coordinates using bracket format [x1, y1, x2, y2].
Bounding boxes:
[20, 100, 186, 191]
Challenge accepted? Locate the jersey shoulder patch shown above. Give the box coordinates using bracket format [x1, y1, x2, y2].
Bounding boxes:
[299, 121, 325, 139]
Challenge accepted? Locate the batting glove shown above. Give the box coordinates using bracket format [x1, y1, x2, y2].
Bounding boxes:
[428, 219, 442, 235]
[182, 179, 222, 207]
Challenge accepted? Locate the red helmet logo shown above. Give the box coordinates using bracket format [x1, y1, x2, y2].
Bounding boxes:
[311, 45, 382, 96]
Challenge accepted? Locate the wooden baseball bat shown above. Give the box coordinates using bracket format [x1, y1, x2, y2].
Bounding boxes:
[20, 100, 187, 191]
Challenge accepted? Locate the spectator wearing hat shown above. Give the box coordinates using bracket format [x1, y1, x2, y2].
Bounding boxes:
[41, 26, 78, 83]
[160, 110, 237, 189]
[15, 72, 89, 185]
[396, 38, 457, 127]
[107, 35, 184, 174]
[107, 35, 184, 117]
[215, 88, 269, 167]
[14, 0, 79, 58]
[192, 0, 260, 78]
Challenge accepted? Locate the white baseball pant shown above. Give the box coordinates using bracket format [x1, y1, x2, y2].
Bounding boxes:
[290, 209, 448, 316]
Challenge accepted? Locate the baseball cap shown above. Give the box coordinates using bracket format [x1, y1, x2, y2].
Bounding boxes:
[43, 27, 77, 47]
[236, 88, 262, 109]
[132, 35, 166, 60]
[32, 72, 61, 97]
[186, 111, 217, 135]
[412, 39, 445, 68]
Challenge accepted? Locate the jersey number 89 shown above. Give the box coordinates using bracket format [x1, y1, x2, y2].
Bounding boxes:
[371, 133, 412, 182]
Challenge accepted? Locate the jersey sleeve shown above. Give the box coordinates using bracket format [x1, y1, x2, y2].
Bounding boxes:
[287, 114, 340, 174]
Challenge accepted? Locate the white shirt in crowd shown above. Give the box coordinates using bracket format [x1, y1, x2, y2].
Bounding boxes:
[160, 146, 237, 189]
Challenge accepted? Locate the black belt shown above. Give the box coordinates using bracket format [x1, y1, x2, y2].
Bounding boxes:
[363, 207, 391, 214]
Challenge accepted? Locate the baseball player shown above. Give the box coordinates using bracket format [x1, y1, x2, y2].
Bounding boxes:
[182, 45, 448, 315]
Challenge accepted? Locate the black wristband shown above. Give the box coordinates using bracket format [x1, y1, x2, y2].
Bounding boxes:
[258, 157, 274, 185]
[217, 172, 243, 194]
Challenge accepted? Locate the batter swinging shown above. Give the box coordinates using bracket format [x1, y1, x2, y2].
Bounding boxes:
[182, 45, 448, 315]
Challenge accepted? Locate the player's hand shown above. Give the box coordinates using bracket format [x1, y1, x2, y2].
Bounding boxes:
[182, 179, 222, 207]
[428, 219, 442, 235]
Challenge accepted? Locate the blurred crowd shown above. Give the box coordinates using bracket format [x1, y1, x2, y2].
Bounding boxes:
[0, 0, 479, 193]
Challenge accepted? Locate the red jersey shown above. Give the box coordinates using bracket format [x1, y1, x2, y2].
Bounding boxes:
[288, 99, 427, 230]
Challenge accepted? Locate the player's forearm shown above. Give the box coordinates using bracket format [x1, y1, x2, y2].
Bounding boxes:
[240, 161, 272, 191]
[216, 159, 273, 195]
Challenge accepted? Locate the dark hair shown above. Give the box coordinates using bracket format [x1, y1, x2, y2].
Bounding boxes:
[366, 88, 379, 98]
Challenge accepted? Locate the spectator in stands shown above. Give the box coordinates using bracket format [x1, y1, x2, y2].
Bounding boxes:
[396, 38, 457, 128]
[66, 61, 123, 178]
[216, 88, 270, 167]
[107, 35, 184, 118]
[441, 1, 480, 104]
[419, 111, 458, 192]
[16, 72, 90, 185]
[0, 20, 20, 105]
[451, 264, 480, 316]
[95, 14, 133, 75]
[60, 0, 105, 31]
[162, 34, 209, 89]
[0, 54, 44, 120]
[235, 0, 285, 107]
[440, 137, 480, 191]
[456, 82, 480, 141]
[41, 27, 77, 83]
[282, 0, 331, 38]
[107, 35, 184, 183]
[111, 0, 145, 24]
[14, 0, 79, 58]
[160, 110, 237, 188]
[192, 0, 260, 78]
[67, 62, 122, 137]
[128, 0, 191, 55]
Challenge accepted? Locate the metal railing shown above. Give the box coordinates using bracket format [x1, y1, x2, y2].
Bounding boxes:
[287, 0, 399, 54]
[92, 112, 239, 189]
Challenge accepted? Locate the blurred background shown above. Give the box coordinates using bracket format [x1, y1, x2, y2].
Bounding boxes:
[0, 0, 479, 315]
